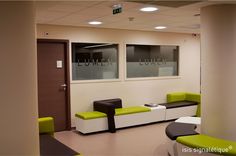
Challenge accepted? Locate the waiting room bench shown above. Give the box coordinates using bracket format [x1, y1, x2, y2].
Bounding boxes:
[160, 92, 200, 120]
[176, 135, 236, 156]
[75, 92, 200, 134]
[75, 105, 166, 134]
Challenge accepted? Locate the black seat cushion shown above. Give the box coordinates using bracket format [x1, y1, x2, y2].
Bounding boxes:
[165, 122, 198, 140]
[159, 100, 198, 109]
[40, 134, 79, 156]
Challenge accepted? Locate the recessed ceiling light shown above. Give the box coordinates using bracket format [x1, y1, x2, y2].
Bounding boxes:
[88, 21, 102, 25]
[140, 7, 158, 12]
[155, 26, 167, 30]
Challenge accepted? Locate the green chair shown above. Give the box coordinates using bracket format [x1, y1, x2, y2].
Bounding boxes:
[38, 117, 54, 135]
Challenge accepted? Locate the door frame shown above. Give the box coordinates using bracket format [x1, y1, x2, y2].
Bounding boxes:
[37, 39, 71, 130]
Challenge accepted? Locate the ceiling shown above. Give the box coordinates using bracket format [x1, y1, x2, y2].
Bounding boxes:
[36, 1, 236, 34]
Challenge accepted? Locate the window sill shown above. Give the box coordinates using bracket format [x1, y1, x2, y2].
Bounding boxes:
[70, 76, 181, 84]
[125, 76, 181, 81]
[71, 79, 122, 84]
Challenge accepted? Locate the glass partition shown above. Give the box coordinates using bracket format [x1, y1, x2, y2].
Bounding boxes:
[72, 43, 118, 80]
[126, 44, 179, 78]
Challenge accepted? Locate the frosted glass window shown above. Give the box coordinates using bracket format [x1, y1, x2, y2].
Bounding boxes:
[72, 43, 118, 80]
[126, 44, 179, 78]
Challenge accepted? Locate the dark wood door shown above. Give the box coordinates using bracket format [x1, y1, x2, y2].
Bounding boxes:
[37, 40, 70, 131]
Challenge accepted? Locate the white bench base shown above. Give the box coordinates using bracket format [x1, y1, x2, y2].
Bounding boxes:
[115, 105, 166, 128]
[75, 105, 166, 134]
[165, 105, 198, 120]
[167, 138, 178, 156]
[75, 117, 108, 134]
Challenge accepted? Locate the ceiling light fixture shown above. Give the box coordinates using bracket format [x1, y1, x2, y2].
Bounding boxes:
[155, 26, 167, 30]
[88, 21, 102, 25]
[140, 7, 158, 12]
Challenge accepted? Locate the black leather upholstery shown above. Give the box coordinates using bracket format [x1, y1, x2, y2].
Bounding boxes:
[160, 100, 198, 109]
[94, 98, 122, 109]
[165, 122, 198, 140]
[93, 98, 123, 133]
[40, 134, 78, 156]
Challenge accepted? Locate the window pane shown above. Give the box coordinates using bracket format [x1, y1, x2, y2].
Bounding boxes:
[72, 43, 118, 80]
[126, 44, 179, 78]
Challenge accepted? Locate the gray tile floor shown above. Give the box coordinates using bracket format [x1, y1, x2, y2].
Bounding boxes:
[55, 121, 171, 156]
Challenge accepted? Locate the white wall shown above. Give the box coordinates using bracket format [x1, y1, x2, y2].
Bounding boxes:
[0, 2, 39, 155]
[37, 24, 200, 126]
[201, 4, 236, 141]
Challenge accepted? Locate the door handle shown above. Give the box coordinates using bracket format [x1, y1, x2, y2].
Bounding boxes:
[61, 84, 67, 87]
[61, 84, 67, 91]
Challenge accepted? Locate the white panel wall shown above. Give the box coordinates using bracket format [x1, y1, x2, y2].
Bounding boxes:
[37, 24, 200, 126]
[0, 2, 39, 155]
[201, 4, 236, 141]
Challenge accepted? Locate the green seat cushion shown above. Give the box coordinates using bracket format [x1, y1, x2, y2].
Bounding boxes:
[38, 117, 54, 135]
[167, 92, 187, 102]
[186, 93, 201, 103]
[186, 93, 201, 117]
[115, 106, 151, 116]
[75, 106, 151, 120]
[177, 134, 236, 155]
[196, 103, 201, 117]
[75, 111, 107, 120]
